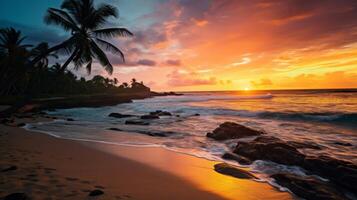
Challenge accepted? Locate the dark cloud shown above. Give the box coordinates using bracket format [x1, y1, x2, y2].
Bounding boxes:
[137, 59, 156, 66]
[166, 59, 181, 66]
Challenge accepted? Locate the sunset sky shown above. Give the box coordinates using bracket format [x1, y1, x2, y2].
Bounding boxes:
[1, 0, 357, 91]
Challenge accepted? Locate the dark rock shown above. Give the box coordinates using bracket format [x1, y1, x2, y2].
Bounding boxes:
[1, 118, 14, 124]
[138, 131, 172, 137]
[3, 193, 30, 200]
[287, 141, 322, 150]
[149, 110, 172, 116]
[233, 136, 305, 166]
[88, 189, 104, 196]
[66, 118, 75, 121]
[207, 122, 264, 141]
[140, 115, 159, 119]
[125, 120, 150, 125]
[222, 152, 252, 165]
[17, 123, 26, 127]
[333, 141, 353, 146]
[1, 165, 17, 172]
[194, 113, 200, 116]
[232, 136, 357, 196]
[214, 163, 256, 179]
[107, 128, 122, 131]
[272, 173, 346, 200]
[303, 156, 357, 193]
[108, 113, 134, 118]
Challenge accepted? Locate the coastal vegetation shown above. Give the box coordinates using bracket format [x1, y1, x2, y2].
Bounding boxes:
[0, 0, 149, 97]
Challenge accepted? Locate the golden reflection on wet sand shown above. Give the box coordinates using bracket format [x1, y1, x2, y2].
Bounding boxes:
[89, 137, 293, 200]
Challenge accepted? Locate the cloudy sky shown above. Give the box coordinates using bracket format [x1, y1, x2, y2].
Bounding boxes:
[1, 0, 357, 91]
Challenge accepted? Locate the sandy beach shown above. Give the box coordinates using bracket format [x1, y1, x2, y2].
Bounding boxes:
[0, 117, 293, 200]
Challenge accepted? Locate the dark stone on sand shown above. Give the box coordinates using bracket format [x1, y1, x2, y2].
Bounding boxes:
[1, 118, 14, 124]
[125, 120, 150, 125]
[214, 163, 256, 179]
[222, 152, 252, 165]
[17, 123, 26, 127]
[108, 128, 123, 131]
[233, 136, 305, 166]
[140, 114, 159, 119]
[66, 118, 75, 121]
[272, 173, 346, 200]
[194, 113, 200, 116]
[207, 122, 264, 140]
[333, 141, 353, 146]
[3, 193, 30, 200]
[137, 130, 174, 137]
[150, 110, 172, 116]
[1, 165, 17, 172]
[108, 113, 134, 118]
[89, 190, 104, 196]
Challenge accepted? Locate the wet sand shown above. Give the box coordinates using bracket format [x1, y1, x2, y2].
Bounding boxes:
[0, 118, 294, 200]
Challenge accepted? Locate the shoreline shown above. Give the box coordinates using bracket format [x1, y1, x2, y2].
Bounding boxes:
[0, 91, 182, 117]
[0, 117, 293, 200]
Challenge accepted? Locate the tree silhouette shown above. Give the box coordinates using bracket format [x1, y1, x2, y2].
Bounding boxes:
[31, 0, 133, 74]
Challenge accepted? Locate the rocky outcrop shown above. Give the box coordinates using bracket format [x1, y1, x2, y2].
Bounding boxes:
[140, 115, 159, 119]
[1, 165, 17, 172]
[272, 174, 346, 200]
[108, 113, 134, 118]
[231, 135, 357, 196]
[149, 110, 172, 116]
[333, 141, 353, 146]
[125, 120, 149, 125]
[221, 152, 252, 165]
[303, 156, 357, 194]
[88, 190, 104, 196]
[207, 122, 264, 140]
[287, 141, 322, 150]
[107, 128, 122, 131]
[137, 130, 174, 137]
[3, 193, 30, 200]
[233, 136, 305, 166]
[214, 163, 256, 179]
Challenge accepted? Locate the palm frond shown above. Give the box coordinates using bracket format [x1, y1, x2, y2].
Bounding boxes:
[90, 41, 113, 74]
[61, 0, 82, 23]
[44, 8, 79, 32]
[93, 28, 133, 38]
[95, 38, 124, 61]
[85, 59, 92, 74]
[88, 4, 118, 29]
[49, 8, 79, 28]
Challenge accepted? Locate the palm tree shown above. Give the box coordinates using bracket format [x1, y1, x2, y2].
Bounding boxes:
[113, 78, 118, 85]
[31, 0, 133, 74]
[0, 28, 32, 95]
[31, 42, 58, 68]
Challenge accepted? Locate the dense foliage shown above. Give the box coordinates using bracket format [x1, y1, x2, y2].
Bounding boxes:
[0, 0, 146, 97]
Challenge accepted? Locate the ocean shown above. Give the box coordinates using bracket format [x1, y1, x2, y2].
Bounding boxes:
[25, 89, 357, 181]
